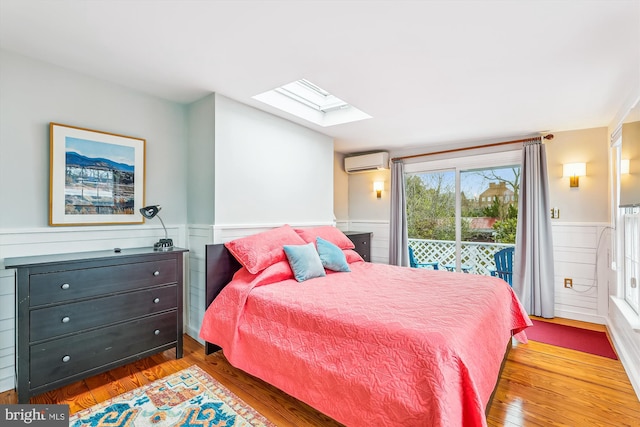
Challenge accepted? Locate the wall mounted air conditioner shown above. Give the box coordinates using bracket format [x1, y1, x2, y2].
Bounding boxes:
[344, 152, 390, 174]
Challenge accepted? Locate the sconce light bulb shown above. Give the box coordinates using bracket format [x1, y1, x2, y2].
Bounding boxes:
[373, 181, 384, 199]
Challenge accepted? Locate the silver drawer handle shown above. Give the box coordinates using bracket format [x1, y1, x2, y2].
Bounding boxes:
[61, 316, 70, 323]
[154, 329, 160, 335]
[363, 241, 367, 245]
[62, 355, 70, 363]
[153, 298, 160, 304]
[61, 283, 70, 290]
[153, 271, 160, 276]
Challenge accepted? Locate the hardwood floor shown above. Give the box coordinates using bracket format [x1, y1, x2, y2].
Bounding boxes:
[1, 318, 639, 426]
[488, 317, 639, 426]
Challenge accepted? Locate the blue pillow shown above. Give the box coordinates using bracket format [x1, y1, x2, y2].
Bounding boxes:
[283, 243, 326, 282]
[316, 237, 351, 272]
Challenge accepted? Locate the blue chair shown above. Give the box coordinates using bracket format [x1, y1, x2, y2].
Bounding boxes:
[408, 246, 439, 270]
[490, 247, 514, 286]
[443, 264, 472, 273]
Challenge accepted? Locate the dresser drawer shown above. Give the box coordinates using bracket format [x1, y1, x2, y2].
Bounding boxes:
[353, 240, 370, 261]
[29, 259, 177, 306]
[344, 232, 372, 262]
[30, 285, 178, 342]
[30, 311, 177, 389]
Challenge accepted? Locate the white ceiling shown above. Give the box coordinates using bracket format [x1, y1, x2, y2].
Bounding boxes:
[1, 0, 638, 153]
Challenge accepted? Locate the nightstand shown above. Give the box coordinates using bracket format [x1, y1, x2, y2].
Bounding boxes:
[343, 231, 372, 262]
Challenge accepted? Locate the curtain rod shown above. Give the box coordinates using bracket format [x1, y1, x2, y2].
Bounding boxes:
[391, 134, 554, 162]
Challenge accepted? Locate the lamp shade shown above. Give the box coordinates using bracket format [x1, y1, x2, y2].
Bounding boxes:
[140, 205, 161, 219]
[562, 163, 586, 177]
[621, 159, 630, 175]
[139, 205, 173, 251]
[373, 181, 384, 199]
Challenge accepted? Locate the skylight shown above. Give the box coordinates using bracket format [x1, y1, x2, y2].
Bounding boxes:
[253, 79, 371, 127]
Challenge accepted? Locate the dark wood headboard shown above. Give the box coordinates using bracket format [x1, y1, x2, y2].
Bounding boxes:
[204, 243, 242, 354]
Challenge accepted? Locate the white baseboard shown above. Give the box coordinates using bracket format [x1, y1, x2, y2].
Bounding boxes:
[607, 322, 640, 400]
[553, 309, 607, 325]
[186, 325, 204, 345]
[608, 297, 640, 400]
[0, 377, 13, 394]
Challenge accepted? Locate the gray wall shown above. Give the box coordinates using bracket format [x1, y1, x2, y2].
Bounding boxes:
[347, 169, 391, 221]
[545, 127, 609, 223]
[213, 94, 334, 225]
[186, 94, 216, 224]
[0, 49, 338, 392]
[0, 50, 188, 227]
[0, 49, 189, 393]
[333, 152, 349, 222]
[343, 128, 611, 225]
[620, 119, 640, 207]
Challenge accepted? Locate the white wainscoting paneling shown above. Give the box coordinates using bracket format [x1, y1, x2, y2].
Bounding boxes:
[0, 268, 15, 392]
[346, 220, 390, 264]
[185, 225, 214, 343]
[211, 222, 334, 244]
[0, 225, 186, 261]
[551, 223, 611, 324]
[335, 220, 349, 231]
[0, 224, 186, 393]
[186, 222, 333, 343]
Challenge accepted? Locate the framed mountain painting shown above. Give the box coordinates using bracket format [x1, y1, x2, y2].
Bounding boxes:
[49, 123, 146, 225]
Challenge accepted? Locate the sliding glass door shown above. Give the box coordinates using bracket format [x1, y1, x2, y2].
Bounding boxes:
[406, 151, 521, 274]
[406, 170, 456, 269]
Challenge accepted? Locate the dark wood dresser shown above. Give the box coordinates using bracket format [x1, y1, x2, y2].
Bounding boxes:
[4, 247, 187, 403]
[343, 231, 372, 262]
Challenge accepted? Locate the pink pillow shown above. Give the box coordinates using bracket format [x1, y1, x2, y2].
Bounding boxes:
[225, 225, 306, 274]
[294, 226, 355, 250]
[343, 249, 364, 263]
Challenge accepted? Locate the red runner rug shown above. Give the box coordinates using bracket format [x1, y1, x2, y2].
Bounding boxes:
[526, 319, 618, 359]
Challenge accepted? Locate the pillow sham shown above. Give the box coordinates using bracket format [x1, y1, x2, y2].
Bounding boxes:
[294, 226, 355, 250]
[224, 225, 306, 274]
[283, 243, 326, 282]
[343, 249, 365, 264]
[316, 237, 350, 272]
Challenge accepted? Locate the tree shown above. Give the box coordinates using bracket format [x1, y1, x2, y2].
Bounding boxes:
[406, 169, 520, 243]
[482, 196, 503, 218]
[461, 191, 483, 217]
[406, 173, 456, 240]
[472, 167, 521, 202]
[493, 217, 517, 243]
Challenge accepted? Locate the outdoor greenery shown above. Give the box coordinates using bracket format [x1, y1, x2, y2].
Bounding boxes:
[406, 168, 520, 244]
[493, 217, 518, 243]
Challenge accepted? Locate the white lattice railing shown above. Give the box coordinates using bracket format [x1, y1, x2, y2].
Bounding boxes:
[409, 238, 514, 275]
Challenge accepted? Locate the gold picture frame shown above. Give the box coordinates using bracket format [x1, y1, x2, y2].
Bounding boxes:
[49, 123, 146, 226]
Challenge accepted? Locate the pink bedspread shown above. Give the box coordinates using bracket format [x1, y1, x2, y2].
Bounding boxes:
[200, 259, 531, 427]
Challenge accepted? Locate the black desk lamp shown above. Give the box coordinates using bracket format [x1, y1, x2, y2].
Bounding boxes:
[139, 205, 173, 251]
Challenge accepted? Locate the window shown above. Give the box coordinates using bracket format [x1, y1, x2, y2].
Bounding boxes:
[623, 209, 639, 313]
[405, 150, 521, 275]
[612, 126, 640, 316]
[252, 79, 371, 127]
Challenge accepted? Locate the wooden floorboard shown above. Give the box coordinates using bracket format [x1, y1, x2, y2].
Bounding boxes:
[1, 317, 639, 426]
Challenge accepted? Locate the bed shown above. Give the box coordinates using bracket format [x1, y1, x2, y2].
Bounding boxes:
[200, 225, 531, 427]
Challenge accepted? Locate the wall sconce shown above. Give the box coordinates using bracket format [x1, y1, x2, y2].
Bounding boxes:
[373, 181, 384, 199]
[562, 162, 586, 188]
[139, 205, 173, 251]
[621, 159, 630, 175]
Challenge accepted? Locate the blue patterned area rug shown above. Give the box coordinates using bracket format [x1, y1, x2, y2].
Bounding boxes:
[69, 365, 275, 427]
